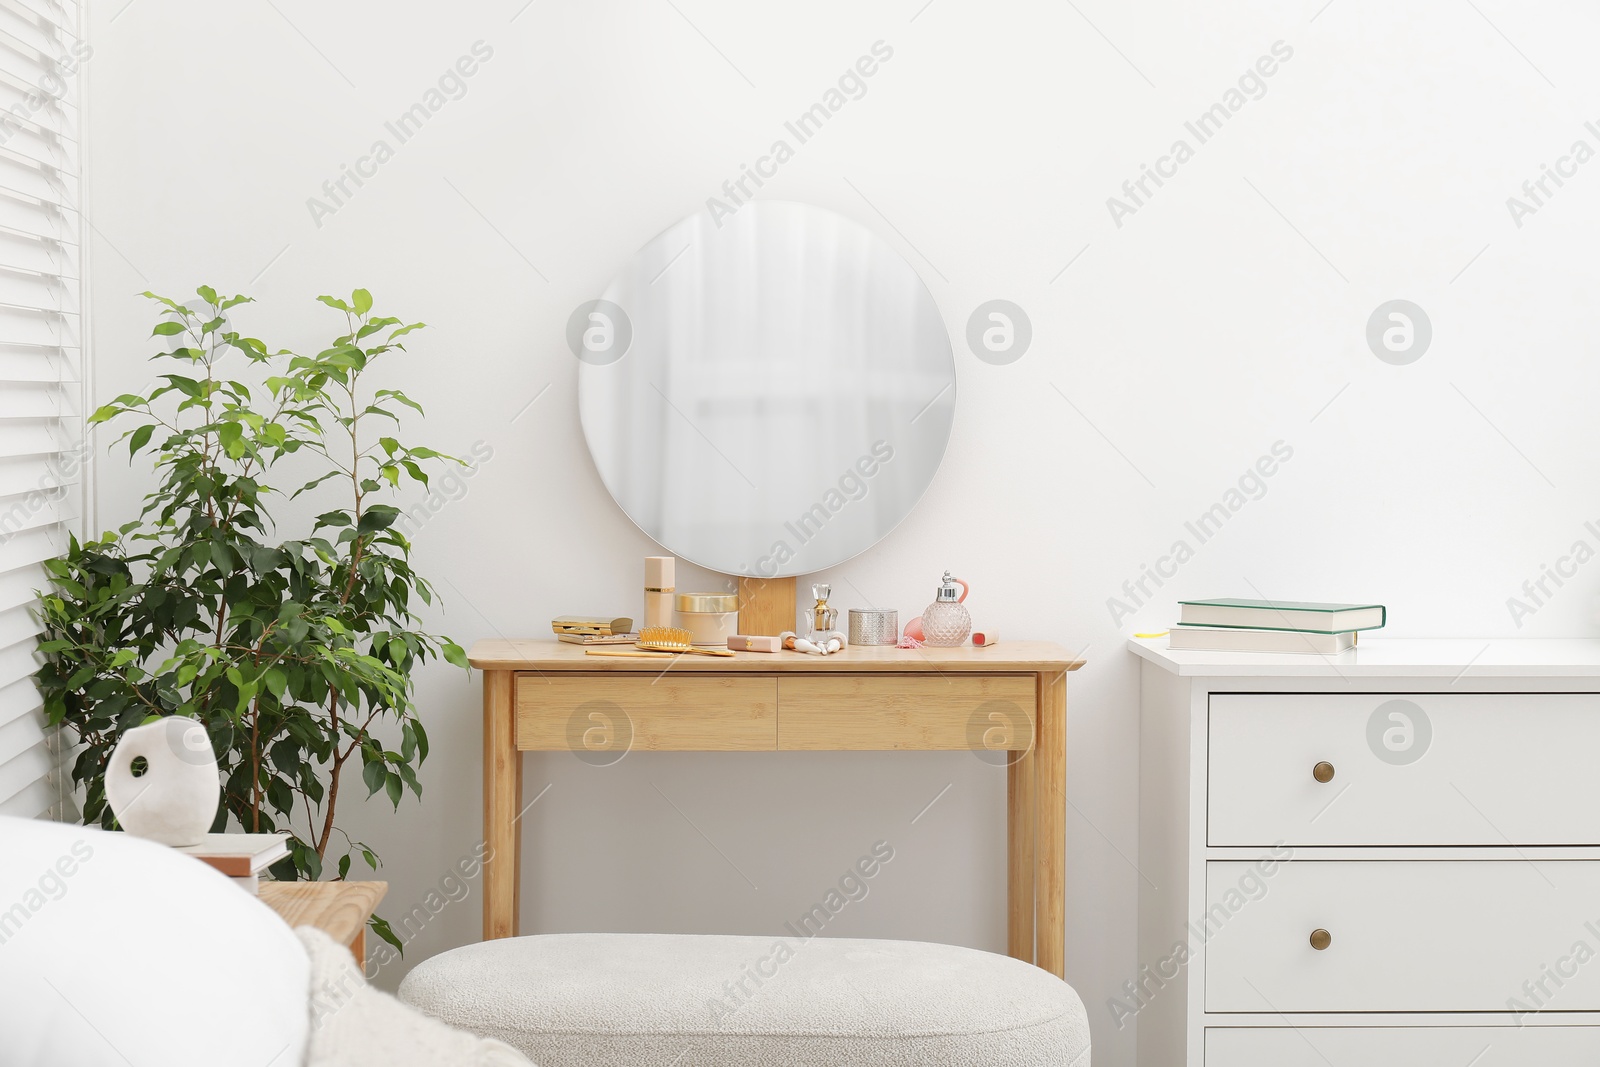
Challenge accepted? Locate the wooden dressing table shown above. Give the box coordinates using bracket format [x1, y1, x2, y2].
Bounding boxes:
[470, 638, 1083, 977]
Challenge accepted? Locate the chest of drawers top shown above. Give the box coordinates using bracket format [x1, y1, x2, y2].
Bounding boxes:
[1131, 636, 1600, 679]
[1132, 633, 1600, 675]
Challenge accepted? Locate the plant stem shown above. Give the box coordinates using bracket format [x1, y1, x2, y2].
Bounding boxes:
[316, 687, 341, 858]
[250, 691, 261, 831]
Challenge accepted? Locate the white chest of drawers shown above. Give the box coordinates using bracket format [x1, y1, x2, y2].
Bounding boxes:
[1133, 638, 1600, 1066]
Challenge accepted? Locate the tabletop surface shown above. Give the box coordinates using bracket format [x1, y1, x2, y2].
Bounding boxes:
[1130, 636, 1600, 677]
[469, 638, 1086, 673]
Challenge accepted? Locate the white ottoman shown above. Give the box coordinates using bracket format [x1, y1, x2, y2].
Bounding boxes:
[399, 932, 1089, 1066]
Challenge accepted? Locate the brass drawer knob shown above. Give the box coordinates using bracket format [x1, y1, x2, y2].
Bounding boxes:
[1312, 761, 1335, 783]
[1309, 928, 1332, 951]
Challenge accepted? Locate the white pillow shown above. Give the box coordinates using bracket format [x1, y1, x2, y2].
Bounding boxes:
[0, 815, 308, 1067]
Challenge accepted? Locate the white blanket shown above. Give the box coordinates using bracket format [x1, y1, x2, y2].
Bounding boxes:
[298, 927, 533, 1066]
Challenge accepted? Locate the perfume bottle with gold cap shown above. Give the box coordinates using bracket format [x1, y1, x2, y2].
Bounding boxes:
[809, 584, 838, 636]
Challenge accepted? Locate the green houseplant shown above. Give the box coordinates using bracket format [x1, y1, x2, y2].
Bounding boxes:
[36, 287, 466, 948]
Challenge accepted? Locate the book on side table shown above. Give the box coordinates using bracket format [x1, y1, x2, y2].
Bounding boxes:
[1169, 624, 1356, 654]
[172, 833, 288, 894]
[1168, 598, 1384, 654]
[1177, 598, 1385, 633]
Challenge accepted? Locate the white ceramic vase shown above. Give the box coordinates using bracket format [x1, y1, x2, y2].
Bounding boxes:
[105, 715, 219, 846]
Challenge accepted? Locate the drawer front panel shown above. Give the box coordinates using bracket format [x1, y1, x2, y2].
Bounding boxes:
[1209, 693, 1600, 845]
[516, 674, 776, 752]
[1206, 860, 1600, 1012]
[1207, 1026, 1600, 1066]
[777, 674, 1035, 751]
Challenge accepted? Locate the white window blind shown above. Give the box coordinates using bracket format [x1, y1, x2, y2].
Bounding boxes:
[0, 0, 81, 820]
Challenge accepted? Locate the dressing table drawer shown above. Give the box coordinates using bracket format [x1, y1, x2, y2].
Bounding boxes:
[1205, 859, 1600, 1013]
[516, 674, 777, 751]
[777, 674, 1036, 750]
[1208, 693, 1600, 846]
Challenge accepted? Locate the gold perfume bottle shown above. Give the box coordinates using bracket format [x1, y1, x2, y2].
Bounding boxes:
[809, 583, 838, 636]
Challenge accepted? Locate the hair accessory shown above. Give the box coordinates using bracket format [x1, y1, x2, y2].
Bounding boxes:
[972, 629, 999, 647]
[583, 627, 739, 658]
[637, 625, 736, 657]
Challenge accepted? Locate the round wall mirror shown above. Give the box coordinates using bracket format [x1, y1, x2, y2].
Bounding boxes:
[578, 201, 956, 578]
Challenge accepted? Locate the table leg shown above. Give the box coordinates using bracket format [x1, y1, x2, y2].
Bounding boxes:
[1035, 670, 1067, 978]
[1007, 731, 1036, 963]
[483, 669, 521, 941]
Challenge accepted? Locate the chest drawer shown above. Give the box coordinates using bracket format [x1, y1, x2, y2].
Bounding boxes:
[1206, 860, 1600, 1012]
[516, 674, 777, 752]
[1207, 1026, 1600, 1065]
[1209, 693, 1600, 845]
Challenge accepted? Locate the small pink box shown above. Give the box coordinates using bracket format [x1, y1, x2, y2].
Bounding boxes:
[728, 634, 782, 653]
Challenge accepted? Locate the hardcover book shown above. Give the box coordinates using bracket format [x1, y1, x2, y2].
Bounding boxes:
[1177, 599, 1384, 634]
[1168, 624, 1357, 654]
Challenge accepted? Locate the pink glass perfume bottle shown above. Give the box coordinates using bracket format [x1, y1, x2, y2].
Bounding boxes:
[921, 571, 971, 646]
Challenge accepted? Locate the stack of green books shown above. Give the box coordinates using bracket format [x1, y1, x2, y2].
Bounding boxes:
[1167, 599, 1385, 654]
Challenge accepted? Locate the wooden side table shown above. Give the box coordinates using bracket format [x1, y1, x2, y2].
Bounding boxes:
[260, 880, 387, 962]
[470, 639, 1084, 977]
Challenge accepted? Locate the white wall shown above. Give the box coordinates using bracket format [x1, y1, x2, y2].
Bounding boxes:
[85, 1, 1600, 1063]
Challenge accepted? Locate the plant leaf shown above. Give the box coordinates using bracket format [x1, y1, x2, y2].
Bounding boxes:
[128, 424, 154, 456]
[369, 914, 403, 956]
